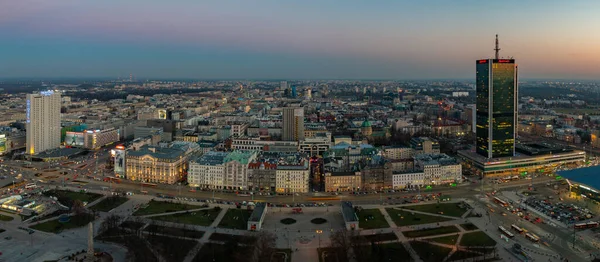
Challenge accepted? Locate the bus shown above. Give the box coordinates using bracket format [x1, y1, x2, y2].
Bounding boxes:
[25, 183, 37, 189]
[574, 222, 599, 230]
[141, 182, 158, 188]
[308, 197, 340, 201]
[525, 233, 540, 242]
[511, 224, 524, 234]
[499, 226, 515, 238]
[494, 197, 509, 207]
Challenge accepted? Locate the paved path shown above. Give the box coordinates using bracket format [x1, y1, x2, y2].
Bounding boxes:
[140, 207, 212, 218]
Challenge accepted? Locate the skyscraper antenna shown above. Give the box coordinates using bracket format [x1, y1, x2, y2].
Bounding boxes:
[494, 34, 500, 59]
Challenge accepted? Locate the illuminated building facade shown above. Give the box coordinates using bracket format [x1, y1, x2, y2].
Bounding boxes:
[26, 91, 61, 155]
[125, 142, 198, 184]
[476, 59, 518, 158]
[83, 128, 119, 149]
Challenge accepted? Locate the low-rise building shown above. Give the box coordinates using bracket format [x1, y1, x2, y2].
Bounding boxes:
[324, 172, 362, 192]
[83, 128, 119, 149]
[409, 137, 440, 155]
[414, 153, 462, 185]
[384, 146, 413, 160]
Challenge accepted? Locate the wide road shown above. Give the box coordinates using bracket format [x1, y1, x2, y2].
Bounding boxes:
[43, 175, 556, 205]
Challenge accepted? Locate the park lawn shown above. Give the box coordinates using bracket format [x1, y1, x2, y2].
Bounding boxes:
[459, 223, 478, 231]
[152, 208, 222, 226]
[447, 250, 482, 261]
[372, 243, 412, 261]
[386, 208, 454, 226]
[146, 235, 198, 262]
[357, 209, 390, 229]
[0, 213, 14, 221]
[402, 226, 460, 238]
[44, 190, 102, 204]
[133, 200, 203, 216]
[403, 203, 468, 218]
[30, 213, 95, 233]
[89, 196, 129, 212]
[429, 234, 459, 245]
[460, 232, 497, 247]
[218, 209, 252, 230]
[409, 241, 453, 262]
[194, 243, 254, 262]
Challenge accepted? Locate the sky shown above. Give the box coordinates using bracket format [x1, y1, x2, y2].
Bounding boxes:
[1, 0, 600, 80]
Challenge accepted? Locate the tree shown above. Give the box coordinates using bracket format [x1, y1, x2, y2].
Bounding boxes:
[250, 231, 277, 262]
[72, 199, 86, 215]
[99, 214, 122, 236]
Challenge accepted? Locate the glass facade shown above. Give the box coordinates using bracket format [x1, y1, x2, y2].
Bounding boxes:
[476, 59, 517, 158]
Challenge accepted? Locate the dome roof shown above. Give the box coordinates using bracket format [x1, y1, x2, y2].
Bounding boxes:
[361, 120, 372, 128]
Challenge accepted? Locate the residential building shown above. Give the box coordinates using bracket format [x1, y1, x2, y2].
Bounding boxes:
[26, 91, 61, 155]
[414, 154, 462, 185]
[276, 164, 310, 193]
[409, 137, 440, 155]
[383, 146, 413, 160]
[188, 151, 228, 188]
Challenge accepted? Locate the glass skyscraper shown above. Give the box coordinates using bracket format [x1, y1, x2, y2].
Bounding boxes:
[475, 59, 518, 159]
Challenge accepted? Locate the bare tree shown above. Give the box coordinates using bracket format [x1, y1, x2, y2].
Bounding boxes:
[250, 231, 277, 262]
[72, 199, 86, 215]
[99, 214, 122, 236]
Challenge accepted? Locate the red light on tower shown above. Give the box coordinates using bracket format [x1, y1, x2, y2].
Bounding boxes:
[478, 59, 488, 64]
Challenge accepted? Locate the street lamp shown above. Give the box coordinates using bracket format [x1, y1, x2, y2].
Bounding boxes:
[316, 230, 323, 248]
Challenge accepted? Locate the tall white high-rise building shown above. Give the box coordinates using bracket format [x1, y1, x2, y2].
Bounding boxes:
[26, 91, 61, 155]
[280, 81, 288, 90]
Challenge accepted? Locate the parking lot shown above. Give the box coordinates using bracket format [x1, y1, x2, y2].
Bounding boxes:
[524, 196, 594, 224]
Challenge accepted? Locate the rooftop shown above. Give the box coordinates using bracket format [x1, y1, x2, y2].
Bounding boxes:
[249, 202, 267, 222]
[194, 151, 229, 166]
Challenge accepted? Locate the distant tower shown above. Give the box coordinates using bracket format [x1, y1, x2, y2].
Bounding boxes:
[129, 73, 133, 82]
[280, 81, 288, 90]
[291, 85, 297, 98]
[305, 88, 312, 100]
[361, 120, 373, 137]
[476, 34, 518, 158]
[282, 107, 305, 141]
[87, 222, 94, 261]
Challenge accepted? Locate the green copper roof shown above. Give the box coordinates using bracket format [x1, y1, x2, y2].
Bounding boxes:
[223, 150, 256, 164]
[361, 120, 372, 128]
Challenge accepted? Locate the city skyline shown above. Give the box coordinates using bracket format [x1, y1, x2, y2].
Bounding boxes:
[2, 1, 600, 79]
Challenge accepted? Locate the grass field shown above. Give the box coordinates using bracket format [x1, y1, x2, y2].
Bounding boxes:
[458, 223, 478, 231]
[146, 235, 198, 262]
[429, 234, 459, 245]
[152, 208, 222, 226]
[193, 243, 254, 262]
[386, 208, 454, 226]
[43, 190, 102, 205]
[89, 196, 128, 212]
[318, 247, 348, 262]
[357, 208, 390, 229]
[218, 209, 252, 229]
[133, 200, 203, 216]
[460, 232, 497, 247]
[0, 214, 14, 221]
[403, 203, 468, 218]
[447, 250, 482, 261]
[367, 243, 413, 262]
[410, 241, 453, 262]
[402, 226, 460, 238]
[144, 224, 204, 238]
[30, 213, 95, 233]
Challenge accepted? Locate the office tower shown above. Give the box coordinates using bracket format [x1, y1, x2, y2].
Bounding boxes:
[26, 90, 61, 155]
[291, 85, 297, 98]
[475, 35, 518, 158]
[305, 88, 312, 100]
[282, 107, 305, 141]
[280, 81, 288, 90]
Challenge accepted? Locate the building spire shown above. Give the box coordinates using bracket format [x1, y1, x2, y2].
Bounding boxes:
[494, 34, 500, 59]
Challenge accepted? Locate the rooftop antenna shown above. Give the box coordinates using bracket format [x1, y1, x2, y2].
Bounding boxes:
[494, 34, 500, 59]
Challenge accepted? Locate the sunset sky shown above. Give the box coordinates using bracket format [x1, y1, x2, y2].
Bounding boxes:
[1, 0, 599, 79]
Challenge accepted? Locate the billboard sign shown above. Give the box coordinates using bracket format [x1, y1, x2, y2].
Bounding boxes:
[158, 109, 167, 119]
[114, 149, 125, 176]
[0, 134, 6, 154]
[65, 132, 84, 147]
